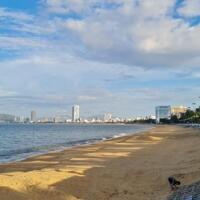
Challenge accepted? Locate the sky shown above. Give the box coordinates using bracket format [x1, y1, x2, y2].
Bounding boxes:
[0, 0, 200, 118]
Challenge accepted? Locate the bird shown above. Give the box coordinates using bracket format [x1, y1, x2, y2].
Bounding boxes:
[168, 177, 181, 190]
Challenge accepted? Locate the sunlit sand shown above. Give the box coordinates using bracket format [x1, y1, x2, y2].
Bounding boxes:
[0, 125, 200, 200]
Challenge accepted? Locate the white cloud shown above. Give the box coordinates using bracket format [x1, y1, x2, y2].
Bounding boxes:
[45, 0, 88, 13]
[0, 7, 33, 21]
[0, 36, 49, 50]
[1, 0, 200, 70]
[44, 0, 124, 14]
[1, 0, 200, 117]
[0, 51, 199, 117]
[178, 0, 200, 17]
[46, 0, 200, 69]
[2, 0, 200, 69]
[78, 95, 97, 101]
[0, 87, 17, 97]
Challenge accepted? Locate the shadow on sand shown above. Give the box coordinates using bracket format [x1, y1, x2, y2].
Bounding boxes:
[0, 126, 199, 200]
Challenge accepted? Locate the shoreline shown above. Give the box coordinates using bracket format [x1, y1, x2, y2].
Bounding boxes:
[0, 124, 154, 165]
[0, 125, 200, 200]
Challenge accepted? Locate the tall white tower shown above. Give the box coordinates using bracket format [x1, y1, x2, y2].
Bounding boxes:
[72, 105, 80, 122]
[31, 111, 36, 122]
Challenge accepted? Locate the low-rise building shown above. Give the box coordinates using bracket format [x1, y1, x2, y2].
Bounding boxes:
[171, 106, 187, 118]
[156, 106, 171, 123]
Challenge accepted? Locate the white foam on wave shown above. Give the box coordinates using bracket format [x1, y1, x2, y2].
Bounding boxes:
[113, 133, 127, 138]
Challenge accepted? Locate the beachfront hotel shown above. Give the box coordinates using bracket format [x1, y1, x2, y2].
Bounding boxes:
[72, 105, 80, 122]
[171, 106, 187, 118]
[155, 106, 171, 123]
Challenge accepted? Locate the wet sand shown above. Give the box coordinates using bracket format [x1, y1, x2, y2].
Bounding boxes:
[0, 125, 200, 200]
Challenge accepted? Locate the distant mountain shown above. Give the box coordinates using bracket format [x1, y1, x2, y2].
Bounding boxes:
[0, 114, 15, 122]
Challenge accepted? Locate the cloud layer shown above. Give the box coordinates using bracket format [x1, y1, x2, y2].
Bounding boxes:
[0, 0, 200, 117]
[42, 0, 200, 68]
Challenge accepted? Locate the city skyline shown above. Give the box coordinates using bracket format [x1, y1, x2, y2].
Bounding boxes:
[0, 1, 200, 117]
[0, 104, 195, 123]
[0, 103, 191, 122]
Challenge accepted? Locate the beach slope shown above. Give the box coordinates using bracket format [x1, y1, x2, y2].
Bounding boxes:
[0, 125, 200, 200]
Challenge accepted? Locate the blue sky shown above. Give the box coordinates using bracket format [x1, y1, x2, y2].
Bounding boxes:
[0, 0, 38, 11]
[0, 0, 200, 118]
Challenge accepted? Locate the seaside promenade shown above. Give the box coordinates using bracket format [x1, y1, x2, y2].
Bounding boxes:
[0, 125, 200, 200]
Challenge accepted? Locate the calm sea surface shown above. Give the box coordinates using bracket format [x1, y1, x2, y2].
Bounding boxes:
[0, 123, 153, 163]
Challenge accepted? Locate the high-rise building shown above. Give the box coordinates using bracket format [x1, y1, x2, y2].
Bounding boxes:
[72, 105, 80, 122]
[104, 113, 112, 122]
[31, 111, 36, 122]
[155, 106, 171, 123]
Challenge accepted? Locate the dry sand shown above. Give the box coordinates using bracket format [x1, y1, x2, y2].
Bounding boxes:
[0, 125, 200, 200]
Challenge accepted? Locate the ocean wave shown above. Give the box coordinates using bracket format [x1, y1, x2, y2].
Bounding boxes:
[113, 133, 127, 138]
[0, 124, 153, 163]
[0, 138, 102, 159]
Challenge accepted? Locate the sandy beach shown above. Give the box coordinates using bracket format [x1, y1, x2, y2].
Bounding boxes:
[0, 125, 200, 200]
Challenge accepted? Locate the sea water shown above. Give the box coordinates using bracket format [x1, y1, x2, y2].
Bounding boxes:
[0, 123, 153, 163]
